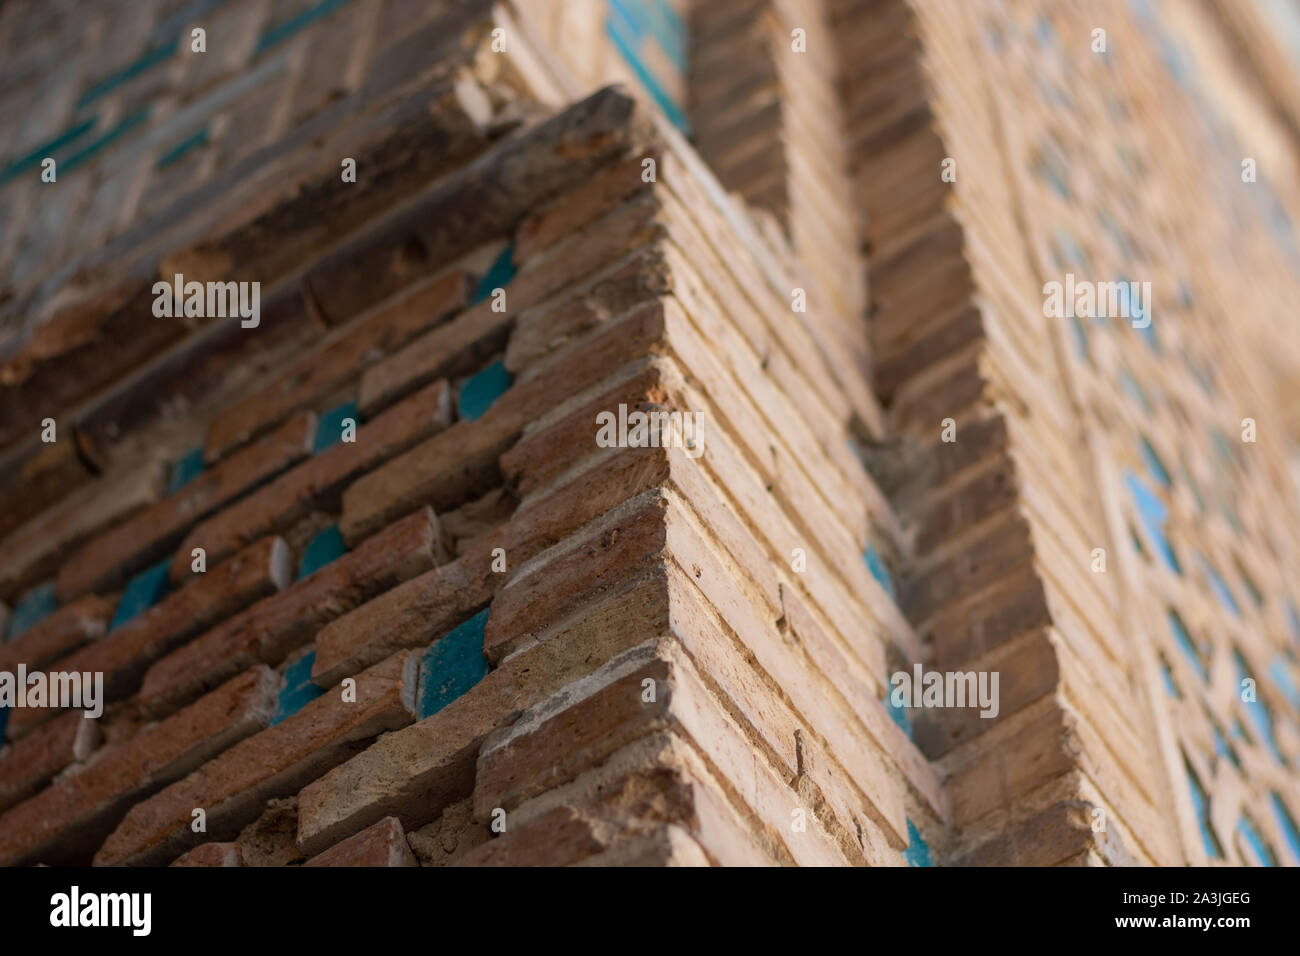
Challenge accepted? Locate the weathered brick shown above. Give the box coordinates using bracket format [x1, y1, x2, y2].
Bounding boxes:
[340, 299, 669, 544]
[204, 268, 470, 461]
[297, 572, 671, 855]
[483, 492, 668, 662]
[172, 380, 453, 579]
[303, 816, 418, 867]
[171, 842, 243, 867]
[357, 298, 513, 418]
[0, 666, 278, 866]
[0, 594, 113, 672]
[140, 509, 439, 718]
[56, 414, 316, 600]
[4, 537, 291, 740]
[96, 651, 417, 866]
[0, 711, 99, 814]
[0, 458, 162, 601]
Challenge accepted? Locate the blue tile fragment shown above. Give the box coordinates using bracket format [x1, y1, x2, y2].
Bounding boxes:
[1271, 655, 1300, 711]
[863, 545, 896, 601]
[78, 44, 177, 108]
[1235, 651, 1284, 763]
[604, 15, 689, 132]
[298, 525, 347, 580]
[1197, 554, 1240, 618]
[1186, 764, 1222, 858]
[256, 0, 353, 55]
[166, 446, 205, 495]
[885, 691, 912, 739]
[111, 559, 171, 631]
[458, 361, 513, 422]
[314, 401, 359, 454]
[417, 608, 490, 719]
[903, 818, 933, 867]
[1168, 611, 1205, 681]
[1237, 815, 1274, 867]
[1270, 793, 1300, 864]
[472, 244, 517, 305]
[62, 108, 151, 173]
[0, 117, 97, 186]
[1139, 436, 1171, 488]
[272, 651, 325, 725]
[1159, 658, 1179, 697]
[157, 126, 210, 170]
[6, 581, 57, 641]
[1125, 470, 1180, 574]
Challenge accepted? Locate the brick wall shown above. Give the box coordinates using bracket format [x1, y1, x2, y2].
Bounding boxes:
[1, 0, 1299, 867]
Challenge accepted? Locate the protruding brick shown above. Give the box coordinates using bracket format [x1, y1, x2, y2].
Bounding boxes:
[0, 666, 279, 865]
[0, 711, 100, 814]
[0, 594, 113, 672]
[97, 652, 417, 866]
[303, 816, 418, 867]
[57, 414, 316, 600]
[173, 380, 453, 580]
[171, 842, 243, 867]
[140, 509, 439, 718]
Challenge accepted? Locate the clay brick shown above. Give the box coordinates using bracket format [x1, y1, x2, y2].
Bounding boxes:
[513, 154, 656, 262]
[140, 509, 439, 718]
[356, 299, 513, 418]
[0, 666, 278, 866]
[173, 380, 452, 579]
[946, 705, 1079, 828]
[340, 299, 669, 544]
[204, 268, 470, 461]
[4, 537, 292, 741]
[483, 492, 668, 662]
[171, 843, 243, 867]
[311, 532, 500, 689]
[475, 640, 851, 866]
[459, 750, 768, 867]
[901, 512, 1035, 623]
[0, 711, 99, 814]
[502, 247, 671, 382]
[0, 438, 93, 541]
[297, 572, 671, 855]
[0, 594, 113, 671]
[0, 458, 162, 601]
[303, 816, 418, 867]
[499, 362, 672, 498]
[96, 651, 417, 866]
[56, 414, 316, 600]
